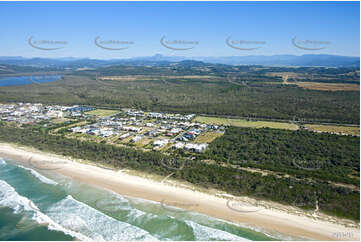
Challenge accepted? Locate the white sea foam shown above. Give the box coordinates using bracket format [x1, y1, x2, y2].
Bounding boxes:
[46, 195, 158, 241]
[128, 208, 147, 218]
[104, 191, 254, 240]
[185, 220, 250, 241]
[93, 190, 290, 241]
[0, 180, 90, 240]
[196, 210, 300, 240]
[17, 165, 58, 185]
[0, 158, 6, 165]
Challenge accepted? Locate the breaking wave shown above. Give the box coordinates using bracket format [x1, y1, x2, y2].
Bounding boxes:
[16, 165, 58, 185]
[46, 195, 158, 241]
[185, 220, 249, 241]
[0, 180, 89, 240]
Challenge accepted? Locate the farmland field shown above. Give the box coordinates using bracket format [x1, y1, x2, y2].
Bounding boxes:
[99, 75, 217, 81]
[305, 124, 360, 136]
[295, 82, 360, 91]
[194, 116, 299, 130]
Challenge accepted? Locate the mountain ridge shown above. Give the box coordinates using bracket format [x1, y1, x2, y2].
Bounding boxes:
[0, 54, 359, 68]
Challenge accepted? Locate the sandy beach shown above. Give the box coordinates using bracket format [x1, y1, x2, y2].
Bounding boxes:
[0, 142, 359, 241]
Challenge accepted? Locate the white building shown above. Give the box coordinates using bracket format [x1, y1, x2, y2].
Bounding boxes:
[119, 133, 131, 139]
[153, 139, 169, 147]
[184, 143, 208, 153]
[173, 142, 185, 149]
[131, 135, 143, 142]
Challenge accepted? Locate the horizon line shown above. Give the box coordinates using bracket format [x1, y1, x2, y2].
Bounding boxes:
[1, 53, 360, 61]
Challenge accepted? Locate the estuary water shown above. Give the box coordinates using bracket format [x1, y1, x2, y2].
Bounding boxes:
[0, 75, 61, 86]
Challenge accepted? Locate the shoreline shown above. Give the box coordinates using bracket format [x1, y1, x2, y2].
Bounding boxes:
[0, 142, 359, 241]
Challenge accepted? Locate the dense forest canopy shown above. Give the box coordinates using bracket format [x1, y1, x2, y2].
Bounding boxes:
[202, 127, 360, 186]
[0, 73, 359, 124]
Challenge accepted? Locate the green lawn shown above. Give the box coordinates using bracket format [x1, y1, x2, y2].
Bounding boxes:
[85, 109, 120, 117]
[194, 131, 224, 143]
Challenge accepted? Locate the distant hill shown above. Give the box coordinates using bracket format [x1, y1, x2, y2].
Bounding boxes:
[198, 54, 360, 67]
[141, 54, 360, 67]
[0, 54, 359, 68]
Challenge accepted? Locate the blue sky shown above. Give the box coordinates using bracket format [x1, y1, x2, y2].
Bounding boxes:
[0, 1, 359, 59]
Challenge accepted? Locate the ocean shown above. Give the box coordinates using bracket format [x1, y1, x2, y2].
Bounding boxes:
[0, 157, 278, 241]
[0, 75, 62, 87]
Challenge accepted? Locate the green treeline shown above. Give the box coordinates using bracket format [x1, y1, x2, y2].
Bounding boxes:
[0, 123, 359, 221]
[202, 127, 360, 186]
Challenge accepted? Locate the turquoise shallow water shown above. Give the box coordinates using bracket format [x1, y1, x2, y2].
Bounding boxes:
[0, 157, 278, 241]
